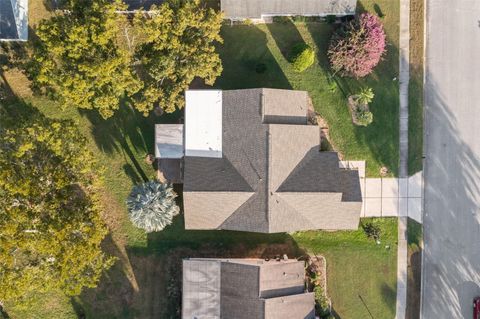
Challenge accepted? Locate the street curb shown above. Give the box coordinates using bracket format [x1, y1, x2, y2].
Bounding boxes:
[419, 0, 428, 317]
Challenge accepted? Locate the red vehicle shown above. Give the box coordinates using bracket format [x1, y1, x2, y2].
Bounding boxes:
[474, 297, 480, 319]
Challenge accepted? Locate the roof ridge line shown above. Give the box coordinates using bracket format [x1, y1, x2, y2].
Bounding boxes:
[272, 193, 317, 230]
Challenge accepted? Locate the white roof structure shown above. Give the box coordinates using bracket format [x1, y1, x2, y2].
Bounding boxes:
[185, 90, 223, 158]
[155, 124, 184, 158]
[0, 0, 28, 41]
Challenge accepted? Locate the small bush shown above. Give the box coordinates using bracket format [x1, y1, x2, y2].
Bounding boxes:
[356, 109, 374, 126]
[362, 221, 382, 240]
[243, 18, 253, 25]
[292, 15, 307, 23]
[289, 43, 315, 72]
[327, 81, 337, 93]
[314, 285, 331, 317]
[325, 15, 336, 24]
[273, 16, 291, 23]
[357, 87, 375, 105]
[255, 63, 267, 73]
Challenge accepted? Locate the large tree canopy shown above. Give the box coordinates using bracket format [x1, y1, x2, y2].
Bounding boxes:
[0, 116, 114, 302]
[133, 0, 223, 114]
[32, 0, 142, 119]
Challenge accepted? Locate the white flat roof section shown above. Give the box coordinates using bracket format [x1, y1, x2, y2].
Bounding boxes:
[155, 124, 184, 159]
[185, 90, 223, 158]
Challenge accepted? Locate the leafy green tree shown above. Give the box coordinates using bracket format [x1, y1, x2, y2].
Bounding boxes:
[0, 117, 114, 304]
[31, 0, 142, 119]
[132, 0, 223, 114]
[127, 181, 180, 232]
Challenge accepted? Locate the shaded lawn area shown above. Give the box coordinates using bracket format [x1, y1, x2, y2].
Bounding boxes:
[406, 218, 422, 319]
[216, 0, 399, 177]
[293, 218, 398, 319]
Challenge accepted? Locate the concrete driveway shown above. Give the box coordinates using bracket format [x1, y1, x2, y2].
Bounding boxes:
[422, 0, 480, 317]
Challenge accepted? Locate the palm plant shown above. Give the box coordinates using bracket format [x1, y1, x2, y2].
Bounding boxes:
[126, 181, 180, 232]
[357, 87, 375, 105]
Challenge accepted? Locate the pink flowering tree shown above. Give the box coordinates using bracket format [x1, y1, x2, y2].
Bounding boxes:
[328, 13, 386, 78]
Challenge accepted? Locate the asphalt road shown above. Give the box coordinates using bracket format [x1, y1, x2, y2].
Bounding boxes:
[422, 0, 480, 318]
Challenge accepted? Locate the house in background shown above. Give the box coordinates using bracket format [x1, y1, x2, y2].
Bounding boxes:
[0, 0, 28, 41]
[220, 0, 357, 22]
[155, 88, 363, 233]
[182, 258, 315, 319]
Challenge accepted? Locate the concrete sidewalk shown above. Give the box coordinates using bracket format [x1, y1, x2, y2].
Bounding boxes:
[340, 161, 423, 223]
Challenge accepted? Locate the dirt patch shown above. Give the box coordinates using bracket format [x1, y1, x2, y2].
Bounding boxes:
[2, 68, 32, 98]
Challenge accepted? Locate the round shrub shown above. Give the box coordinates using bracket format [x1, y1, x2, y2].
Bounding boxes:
[127, 181, 180, 232]
[289, 43, 315, 72]
[356, 109, 373, 126]
[328, 13, 386, 78]
[255, 63, 267, 73]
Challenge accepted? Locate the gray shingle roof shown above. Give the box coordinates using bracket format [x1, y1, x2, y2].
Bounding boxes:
[182, 258, 315, 319]
[221, 0, 357, 20]
[183, 88, 362, 233]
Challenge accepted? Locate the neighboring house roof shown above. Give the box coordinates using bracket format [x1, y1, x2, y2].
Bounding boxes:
[182, 258, 315, 319]
[122, 0, 163, 11]
[183, 88, 362, 233]
[221, 0, 357, 20]
[0, 0, 27, 41]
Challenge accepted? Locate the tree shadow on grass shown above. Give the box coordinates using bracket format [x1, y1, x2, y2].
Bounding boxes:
[72, 234, 143, 318]
[266, 18, 306, 62]
[215, 24, 292, 90]
[79, 105, 181, 183]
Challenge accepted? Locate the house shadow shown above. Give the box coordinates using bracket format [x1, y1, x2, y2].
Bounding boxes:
[215, 24, 292, 90]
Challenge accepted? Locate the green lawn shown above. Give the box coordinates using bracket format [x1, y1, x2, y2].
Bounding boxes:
[1, 0, 399, 317]
[216, 0, 399, 177]
[293, 218, 398, 318]
[406, 218, 422, 318]
[408, 0, 425, 175]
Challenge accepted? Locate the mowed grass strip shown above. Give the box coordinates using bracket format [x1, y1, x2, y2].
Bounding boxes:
[408, 0, 425, 175]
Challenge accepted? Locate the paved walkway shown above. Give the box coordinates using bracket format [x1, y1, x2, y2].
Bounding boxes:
[340, 161, 423, 223]
[397, 0, 411, 317]
[399, 0, 410, 179]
